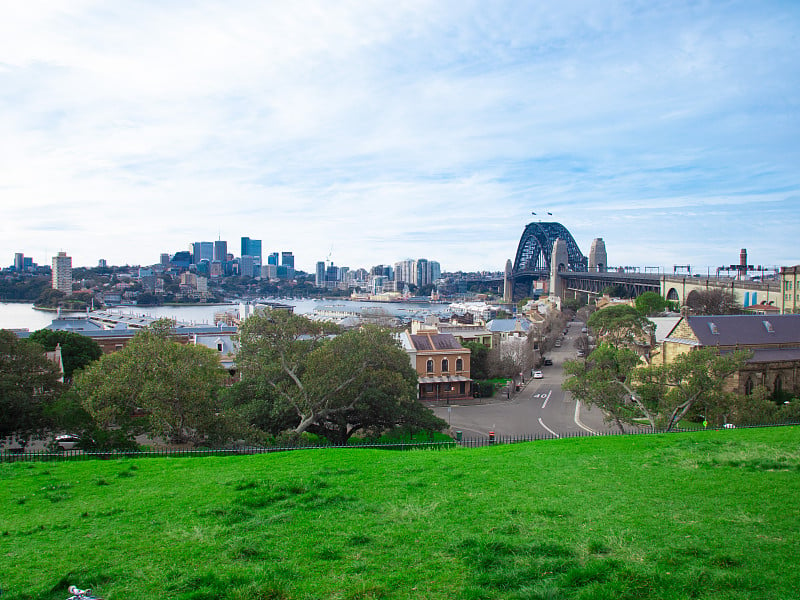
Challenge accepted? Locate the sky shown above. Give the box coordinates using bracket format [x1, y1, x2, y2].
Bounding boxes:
[1, 1, 798, 274]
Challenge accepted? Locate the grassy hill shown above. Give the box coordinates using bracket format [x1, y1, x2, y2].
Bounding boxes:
[1, 427, 799, 600]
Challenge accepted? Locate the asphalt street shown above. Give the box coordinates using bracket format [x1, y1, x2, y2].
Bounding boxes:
[433, 320, 609, 439]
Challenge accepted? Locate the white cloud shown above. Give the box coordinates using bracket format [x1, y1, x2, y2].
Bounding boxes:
[1, 1, 799, 273]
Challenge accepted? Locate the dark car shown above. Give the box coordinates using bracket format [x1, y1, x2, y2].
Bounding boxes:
[543, 358, 553, 366]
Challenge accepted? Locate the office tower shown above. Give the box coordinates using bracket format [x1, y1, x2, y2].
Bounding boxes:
[268, 252, 279, 266]
[281, 252, 294, 269]
[214, 240, 227, 262]
[241, 237, 262, 262]
[98, 259, 107, 268]
[52, 251, 73, 295]
[160, 253, 170, 266]
[315, 261, 325, 287]
[14, 253, 24, 271]
[192, 242, 214, 264]
[240, 255, 256, 278]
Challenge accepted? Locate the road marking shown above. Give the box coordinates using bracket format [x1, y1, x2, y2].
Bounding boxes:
[538, 418, 560, 438]
[573, 400, 596, 434]
[540, 390, 552, 409]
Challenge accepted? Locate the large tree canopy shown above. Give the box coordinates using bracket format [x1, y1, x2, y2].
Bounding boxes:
[74, 320, 235, 445]
[28, 329, 103, 379]
[235, 312, 445, 442]
[587, 304, 655, 362]
[0, 330, 62, 445]
[563, 344, 751, 432]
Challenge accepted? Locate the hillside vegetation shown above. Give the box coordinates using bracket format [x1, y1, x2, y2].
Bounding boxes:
[1, 428, 799, 600]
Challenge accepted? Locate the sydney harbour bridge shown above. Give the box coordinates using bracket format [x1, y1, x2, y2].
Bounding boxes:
[502, 221, 780, 308]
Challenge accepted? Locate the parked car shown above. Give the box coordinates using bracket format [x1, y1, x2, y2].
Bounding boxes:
[55, 434, 81, 451]
[533, 371, 543, 379]
[543, 358, 553, 366]
[576, 350, 586, 357]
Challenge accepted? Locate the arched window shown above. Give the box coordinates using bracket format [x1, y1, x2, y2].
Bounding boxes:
[442, 358, 449, 372]
[744, 376, 754, 396]
[774, 374, 783, 396]
[456, 358, 464, 372]
[426, 359, 434, 373]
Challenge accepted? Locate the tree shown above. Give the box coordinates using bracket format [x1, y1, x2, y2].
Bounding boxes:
[635, 292, 671, 316]
[601, 284, 629, 298]
[587, 305, 655, 360]
[685, 289, 740, 315]
[74, 320, 234, 445]
[462, 341, 489, 380]
[235, 313, 445, 442]
[0, 330, 62, 446]
[563, 345, 751, 433]
[563, 344, 642, 432]
[28, 329, 103, 380]
[632, 348, 751, 431]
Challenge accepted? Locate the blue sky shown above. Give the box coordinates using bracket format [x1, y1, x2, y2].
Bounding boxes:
[1, 1, 798, 274]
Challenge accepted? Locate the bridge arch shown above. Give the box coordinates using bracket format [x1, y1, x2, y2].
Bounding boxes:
[666, 287, 680, 302]
[512, 222, 587, 277]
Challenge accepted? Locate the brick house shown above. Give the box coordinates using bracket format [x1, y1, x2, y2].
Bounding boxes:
[399, 330, 472, 402]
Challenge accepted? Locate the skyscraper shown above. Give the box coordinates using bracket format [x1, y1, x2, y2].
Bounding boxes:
[192, 242, 214, 264]
[14, 253, 24, 271]
[241, 237, 262, 262]
[281, 252, 294, 269]
[214, 240, 227, 262]
[315, 261, 325, 287]
[268, 252, 279, 266]
[52, 251, 73, 295]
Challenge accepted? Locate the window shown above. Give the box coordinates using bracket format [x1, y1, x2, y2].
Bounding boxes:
[763, 320, 774, 333]
[426, 359, 434, 373]
[217, 342, 224, 352]
[456, 358, 463, 371]
[442, 358, 449, 372]
[744, 376, 754, 396]
[774, 374, 783, 394]
[708, 322, 719, 335]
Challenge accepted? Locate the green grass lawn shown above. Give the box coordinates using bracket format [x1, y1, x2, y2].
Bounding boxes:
[2, 427, 799, 600]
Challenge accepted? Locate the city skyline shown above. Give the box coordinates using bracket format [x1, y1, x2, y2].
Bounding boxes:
[2, 2, 799, 273]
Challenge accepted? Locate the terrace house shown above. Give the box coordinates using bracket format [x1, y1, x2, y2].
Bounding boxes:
[399, 331, 472, 402]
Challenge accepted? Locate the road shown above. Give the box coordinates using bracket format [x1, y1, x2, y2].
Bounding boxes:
[433, 320, 609, 439]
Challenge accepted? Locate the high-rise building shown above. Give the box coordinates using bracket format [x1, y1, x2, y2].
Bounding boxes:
[430, 261, 441, 282]
[394, 259, 416, 285]
[52, 251, 73, 295]
[241, 237, 262, 262]
[214, 240, 227, 262]
[160, 253, 170, 266]
[315, 261, 325, 287]
[239, 255, 256, 278]
[14, 253, 24, 271]
[192, 242, 214, 264]
[268, 252, 279, 266]
[281, 252, 294, 269]
[416, 259, 430, 287]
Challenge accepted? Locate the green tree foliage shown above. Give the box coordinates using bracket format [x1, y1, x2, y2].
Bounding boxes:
[564, 345, 751, 432]
[462, 341, 489, 380]
[74, 320, 235, 445]
[0, 330, 62, 446]
[563, 344, 642, 432]
[587, 304, 655, 357]
[28, 329, 103, 379]
[635, 291, 671, 316]
[632, 348, 751, 430]
[235, 312, 445, 442]
[601, 284, 629, 298]
[35, 287, 66, 308]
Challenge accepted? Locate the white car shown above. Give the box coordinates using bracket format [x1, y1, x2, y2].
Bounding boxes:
[533, 371, 543, 379]
[55, 434, 81, 451]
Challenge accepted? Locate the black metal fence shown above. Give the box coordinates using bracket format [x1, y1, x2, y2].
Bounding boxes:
[2, 422, 797, 463]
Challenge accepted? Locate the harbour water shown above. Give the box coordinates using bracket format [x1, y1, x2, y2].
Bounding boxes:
[0, 299, 451, 331]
